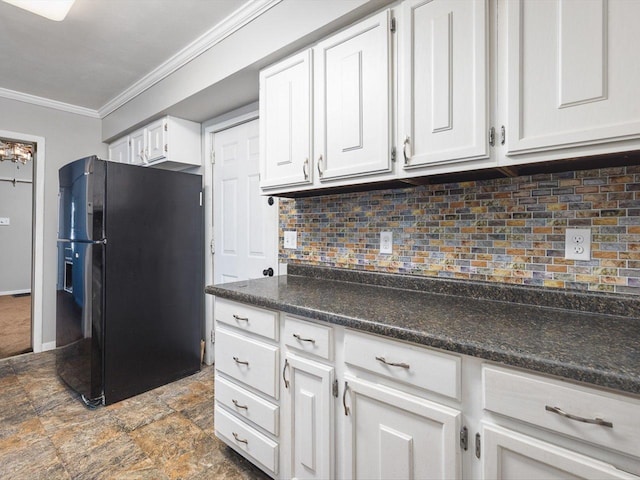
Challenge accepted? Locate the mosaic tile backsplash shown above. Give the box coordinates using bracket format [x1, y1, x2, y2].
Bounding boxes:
[279, 165, 640, 296]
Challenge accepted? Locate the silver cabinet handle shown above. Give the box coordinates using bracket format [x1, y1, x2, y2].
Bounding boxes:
[232, 432, 248, 444]
[283, 358, 290, 389]
[343, 381, 350, 416]
[232, 314, 249, 322]
[317, 154, 324, 178]
[303, 158, 309, 180]
[545, 405, 613, 428]
[375, 356, 410, 369]
[403, 136, 411, 165]
[293, 333, 315, 344]
[232, 399, 248, 410]
[500, 125, 506, 145]
[233, 356, 249, 366]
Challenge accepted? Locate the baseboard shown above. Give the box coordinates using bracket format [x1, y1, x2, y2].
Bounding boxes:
[0, 289, 31, 297]
[41, 341, 56, 352]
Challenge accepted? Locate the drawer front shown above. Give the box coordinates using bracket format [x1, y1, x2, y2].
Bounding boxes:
[215, 297, 278, 340]
[283, 315, 333, 360]
[215, 406, 279, 476]
[215, 327, 279, 399]
[483, 365, 640, 458]
[215, 376, 279, 436]
[344, 329, 461, 400]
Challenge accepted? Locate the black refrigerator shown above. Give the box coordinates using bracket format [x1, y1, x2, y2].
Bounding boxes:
[56, 156, 203, 407]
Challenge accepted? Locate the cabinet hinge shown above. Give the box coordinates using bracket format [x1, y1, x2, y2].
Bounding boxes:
[164, 144, 168, 153]
[460, 426, 468, 451]
[390, 17, 396, 33]
[210, 149, 215, 165]
[210, 239, 215, 254]
[500, 125, 506, 145]
[488, 126, 496, 147]
[391, 146, 397, 163]
[164, 123, 168, 132]
[332, 379, 339, 398]
[210, 329, 215, 344]
[475, 433, 481, 459]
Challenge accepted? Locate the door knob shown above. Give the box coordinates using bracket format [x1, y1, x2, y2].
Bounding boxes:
[263, 267, 274, 277]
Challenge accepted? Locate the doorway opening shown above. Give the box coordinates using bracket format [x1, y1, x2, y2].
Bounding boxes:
[0, 137, 35, 359]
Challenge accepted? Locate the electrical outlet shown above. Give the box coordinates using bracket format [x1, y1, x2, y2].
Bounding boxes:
[380, 231, 393, 254]
[284, 230, 297, 249]
[565, 228, 591, 261]
[0, 217, 10, 226]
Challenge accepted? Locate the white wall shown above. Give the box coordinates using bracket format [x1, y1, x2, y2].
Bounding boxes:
[0, 158, 32, 293]
[0, 97, 105, 345]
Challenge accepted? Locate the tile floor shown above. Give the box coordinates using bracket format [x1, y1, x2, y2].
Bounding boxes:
[0, 350, 271, 479]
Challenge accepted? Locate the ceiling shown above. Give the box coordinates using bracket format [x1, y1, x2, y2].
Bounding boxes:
[0, 0, 249, 113]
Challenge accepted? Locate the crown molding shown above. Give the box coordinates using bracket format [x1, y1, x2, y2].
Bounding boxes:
[98, 0, 281, 118]
[0, 87, 100, 118]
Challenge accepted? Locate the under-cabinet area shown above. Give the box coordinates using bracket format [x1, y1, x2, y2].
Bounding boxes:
[212, 296, 640, 480]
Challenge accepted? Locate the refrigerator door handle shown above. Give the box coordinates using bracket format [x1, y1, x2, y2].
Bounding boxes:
[57, 238, 106, 245]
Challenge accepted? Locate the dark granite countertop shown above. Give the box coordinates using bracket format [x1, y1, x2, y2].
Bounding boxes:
[206, 266, 640, 396]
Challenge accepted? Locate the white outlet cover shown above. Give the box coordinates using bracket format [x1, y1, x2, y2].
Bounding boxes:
[565, 228, 591, 261]
[380, 231, 393, 254]
[284, 230, 297, 249]
[0, 217, 10, 226]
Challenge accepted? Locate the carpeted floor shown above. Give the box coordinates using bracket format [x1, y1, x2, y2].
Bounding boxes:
[0, 351, 270, 479]
[0, 294, 32, 359]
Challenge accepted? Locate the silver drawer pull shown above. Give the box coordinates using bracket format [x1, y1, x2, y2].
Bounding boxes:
[293, 333, 316, 344]
[233, 314, 249, 322]
[232, 432, 248, 444]
[375, 356, 410, 369]
[233, 356, 249, 366]
[232, 399, 248, 410]
[545, 405, 613, 428]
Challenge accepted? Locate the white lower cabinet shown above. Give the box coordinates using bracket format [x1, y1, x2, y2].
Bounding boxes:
[482, 424, 637, 480]
[214, 298, 640, 479]
[343, 374, 461, 480]
[283, 353, 335, 480]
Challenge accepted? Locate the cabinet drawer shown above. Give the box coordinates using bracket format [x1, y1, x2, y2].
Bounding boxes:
[215, 376, 279, 436]
[344, 330, 461, 400]
[283, 315, 333, 360]
[483, 365, 640, 458]
[215, 327, 279, 399]
[215, 297, 279, 340]
[215, 406, 279, 476]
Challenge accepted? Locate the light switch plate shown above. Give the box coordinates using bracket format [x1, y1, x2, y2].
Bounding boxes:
[380, 231, 393, 254]
[284, 230, 297, 249]
[0, 217, 10, 226]
[565, 228, 591, 261]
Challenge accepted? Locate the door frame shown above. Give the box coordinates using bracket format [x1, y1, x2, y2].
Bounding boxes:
[202, 108, 269, 365]
[0, 129, 46, 353]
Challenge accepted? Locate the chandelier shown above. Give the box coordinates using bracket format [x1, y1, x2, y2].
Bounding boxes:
[0, 140, 33, 164]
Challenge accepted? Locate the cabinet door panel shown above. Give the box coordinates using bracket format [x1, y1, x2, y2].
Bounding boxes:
[483, 424, 638, 480]
[400, 0, 488, 168]
[344, 375, 461, 480]
[285, 353, 334, 480]
[147, 119, 166, 162]
[129, 129, 146, 165]
[260, 50, 313, 189]
[506, 0, 640, 155]
[314, 10, 391, 181]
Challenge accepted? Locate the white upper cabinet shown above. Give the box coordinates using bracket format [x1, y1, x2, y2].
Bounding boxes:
[108, 116, 201, 171]
[399, 0, 490, 174]
[501, 0, 640, 164]
[259, 50, 313, 189]
[314, 9, 393, 182]
[108, 136, 130, 163]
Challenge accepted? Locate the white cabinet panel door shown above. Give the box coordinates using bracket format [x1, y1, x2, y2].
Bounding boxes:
[260, 50, 313, 189]
[146, 118, 166, 162]
[284, 353, 335, 480]
[129, 128, 146, 165]
[399, 0, 488, 169]
[482, 424, 639, 480]
[344, 375, 461, 480]
[108, 136, 130, 163]
[314, 9, 392, 181]
[505, 0, 640, 156]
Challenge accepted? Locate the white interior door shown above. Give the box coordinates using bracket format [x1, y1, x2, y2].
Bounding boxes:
[213, 119, 278, 284]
